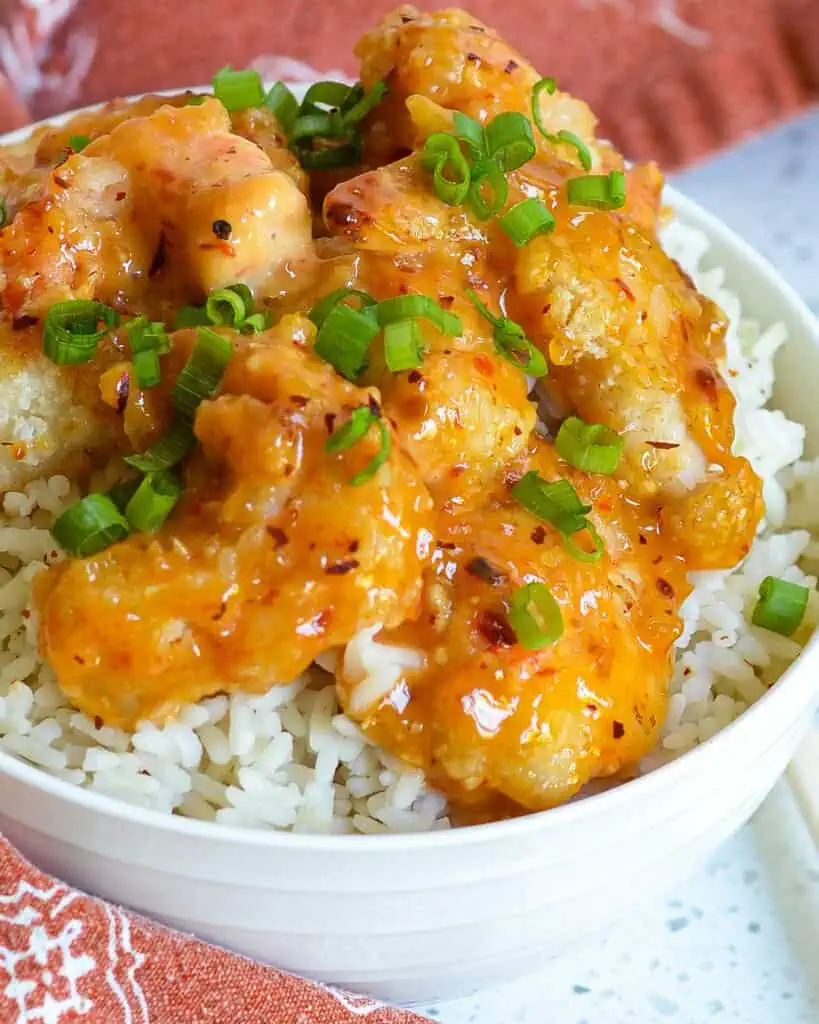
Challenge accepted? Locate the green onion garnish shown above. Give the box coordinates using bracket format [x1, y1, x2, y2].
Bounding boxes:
[205, 284, 252, 327]
[384, 320, 424, 371]
[51, 493, 130, 558]
[240, 311, 272, 335]
[301, 80, 353, 113]
[508, 582, 563, 650]
[295, 139, 363, 170]
[43, 300, 119, 366]
[68, 134, 91, 152]
[309, 287, 377, 329]
[325, 405, 393, 486]
[266, 82, 299, 131]
[314, 303, 380, 381]
[125, 420, 195, 473]
[124, 471, 182, 533]
[452, 111, 486, 157]
[484, 112, 535, 172]
[106, 477, 141, 512]
[174, 306, 211, 329]
[0, 196, 6, 228]
[340, 80, 388, 124]
[555, 416, 624, 474]
[499, 197, 555, 246]
[212, 66, 265, 112]
[132, 348, 161, 389]
[530, 77, 557, 139]
[172, 327, 233, 422]
[466, 289, 547, 377]
[376, 295, 461, 337]
[552, 130, 592, 171]
[126, 328, 232, 472]
[567, 171, 626, 210]
[420, 132, 472, 206]
[511, 471, 604, 562]
[752, 576, 809, 637]
[467, 157, 508, 221]
[126, 316, 170, 356]
[290, 112, 350, 143]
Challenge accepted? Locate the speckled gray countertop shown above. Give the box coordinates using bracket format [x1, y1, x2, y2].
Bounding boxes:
[426, 108, 819, 1024]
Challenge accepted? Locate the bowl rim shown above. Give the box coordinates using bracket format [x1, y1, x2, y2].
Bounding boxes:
[1, 98, 818, 851]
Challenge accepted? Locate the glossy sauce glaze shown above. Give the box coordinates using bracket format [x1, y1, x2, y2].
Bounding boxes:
[3, 6, 764, 817]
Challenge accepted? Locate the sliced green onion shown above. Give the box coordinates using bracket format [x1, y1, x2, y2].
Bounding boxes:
[309, 287, 377, 328]
[184, 94, 207, 107]
[508, 582, 563, 650]
[325, 406, 392, 486]
[106, 477, 140, 512]
[421, 133, 471, 206]
[563, 522, 604, 563]
[205, 285, 251, 327]
[172, 327, 233, 421]
[124, 471, 182, 532]
[174, 305, 211, 329]
[289, 112, 349, 143]
[266, 81, 299, 132]
[0, 196, 6, 228]
[341, 80, 388, 124]
[752, 576, 809, 637]
[452, 111, 486, 156]
[314, 303, 380, 381]
[51, 494, 130, 558]
[467, 157, 508, 221]
[325, 406, 375, 454]
[531, 77, 557, 139]
[484, 112, 535, 172]
[554, 130, 592, 171]
[212, 66, 265, 112]
[125, 420, 195, 472]
[43, 300, 119, 365]
[465, 289, 546, 377]
[351, 420, 391, 486]
[68, 134, 91, 152]
[567, 171, 626, 210]
[499, 197, 555, 246]
[301, 81, 353, 113]
[555, 416, 624, 474]
[240, 311, 271, 335]
[132, 348, 161, 389]
[384, 319, 424, 371]
[292, 138, 362, 170]
[126, 315, 170, 356]
[511, 471, 590, 536]
[376, 294, 461, 337]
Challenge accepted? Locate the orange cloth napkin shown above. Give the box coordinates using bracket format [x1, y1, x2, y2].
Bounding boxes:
[0, 835, 432, 1022]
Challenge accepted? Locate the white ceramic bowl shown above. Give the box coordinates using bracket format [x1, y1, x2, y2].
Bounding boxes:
[0, 106, 818, 1004]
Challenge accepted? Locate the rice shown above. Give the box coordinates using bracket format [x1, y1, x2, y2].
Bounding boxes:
[0, 215, 815, 833]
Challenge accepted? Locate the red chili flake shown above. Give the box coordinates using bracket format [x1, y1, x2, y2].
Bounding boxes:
[541, 303, 552, 315]
[324, 413, 336, 435]
[652, 555, 663, 565]
[646, 440, 680, 450]
[614, 277, 634, 300]
[73, 655, 85, 665]
[474, 354, 494, 377]
[268, 526, 288, 549]
[612, 720, 625, 739]
[115, 372, 130, 414]
[504, 59, 519, 73]
[325, 559, 360, 576]
[656, 578, 675, 599]
[400, 13, 414, 22]
[695, 366, 718, 398]
[115, 191, 127, 202]
[283, 464, 294, 478]
[53, 176, 69, 189]
[531, 525, 547, 544]
[212, 219, 232, 240]
[93, 715, 104, 729]
[638, 534, 647, 545]
[12, 316, 38, 330]
[12, 445, 26, 461]
[465, 556, 508, 585]
[211, 601, 227, 622]
[348, 539, 360, 553]
[683, 667, 692, 676]
[407, 370, 423, 385]
[477, 609, 516, 648]
[437, 541, 457, 550]
[21, 610, 30, 619]
[289, 395, 309, 408]
[513, 426, 522, 436]
[585, 703, 599, 718]
[439, 295, 455, 309]
[466, 52, 480, 62]
[368, 395, 382, 418]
